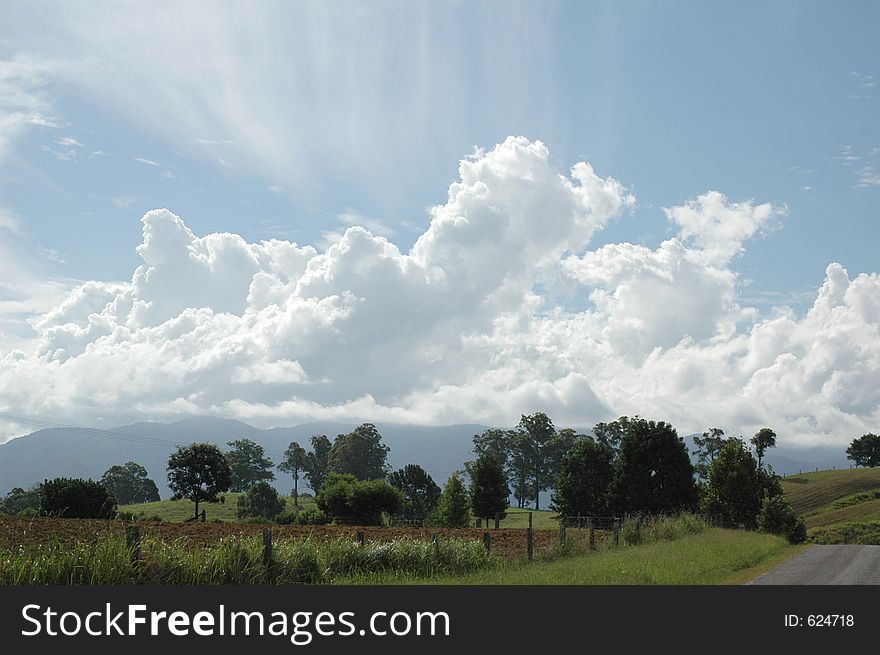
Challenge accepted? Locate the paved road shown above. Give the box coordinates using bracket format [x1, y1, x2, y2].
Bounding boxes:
[750, 545, 880, 584]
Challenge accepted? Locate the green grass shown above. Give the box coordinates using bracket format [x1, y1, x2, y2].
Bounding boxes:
[497, 508, 560, 529]
[341, 529, 798, 585]
[1, 534, 492, 585]
[119, 493, 317, 522]
[808, 521, 880, 545]
[781, 468, 880, 515]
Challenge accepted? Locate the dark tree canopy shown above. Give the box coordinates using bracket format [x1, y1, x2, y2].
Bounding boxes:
[327, 423, 390, 480]
[167, 443, 232, 520]
[750, 428, 777, 469]
[846, 433, 880, 467]
[700, 438, 763, 528]
[278, 441, 307, 505]
[517, 412, 558, 510]
[236, 481, 285, 520]
[469, 455, 510, 522]
[611, 417, 698, 515]
[100, 462, 161, 505]
[551, 438, 614, 518]
[225, 438, 275, 492]
[592, 416, 633, 454]
[316, 473, 403, 525]
[387, 464, 441, 523]
[39, 477, 117, 519]
[303, 434, 332, 494]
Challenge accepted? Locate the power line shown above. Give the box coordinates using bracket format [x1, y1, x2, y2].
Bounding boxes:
[0, 412, 183, 449]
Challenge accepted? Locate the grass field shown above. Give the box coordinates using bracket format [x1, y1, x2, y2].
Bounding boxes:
[338, 529, 802, 585]
[781, 468, 880, 543]
[119, 493, 317, 522]
[781, 468, 880, 515]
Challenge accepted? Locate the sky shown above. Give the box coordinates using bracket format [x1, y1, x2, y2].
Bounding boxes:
[0, 0, 877, 447]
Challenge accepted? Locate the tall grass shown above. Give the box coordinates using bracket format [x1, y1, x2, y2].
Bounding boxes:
[618, 513, 710, 546]
[0, 535, 492, 585]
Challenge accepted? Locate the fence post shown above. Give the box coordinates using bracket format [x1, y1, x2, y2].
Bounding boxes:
[200, 509, 206, 523]
[613, 519, 620, 547]
[494, 512, 500, 530]
[559, 520, 566, 546]
[125, 525, 141, 571]
[527, 527, 534, 561]
[529, 512, 533, 529]
[483, 531, 491, 554]
[262, 527, 273, 580]
[635, 517, 641, 543]
[356, 530, 365, 546]
[589, 522, 596, 550]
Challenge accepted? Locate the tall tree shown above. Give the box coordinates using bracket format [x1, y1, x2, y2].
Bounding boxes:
[327, 423, 390, 480]
[846, 433, 880, 467]
[469, 455, 510, 524]
[700, 438, 763, 528]
[750, 428, 777, 469]
[592, 416, 633, 454]
[167, 443, 231, 520]
[507, 430, 534, 508]
[611, 417, 697, 515]
[303, 434, 332, 494]
[225, 439, 275, 492]
[100, 462, 161, 505]
[518, 412, 557, 510]
[387, 464, 441, 523]
[278, 441, 307, 506]
[551, 438, 614, 518]
[692, 428, 727, 482]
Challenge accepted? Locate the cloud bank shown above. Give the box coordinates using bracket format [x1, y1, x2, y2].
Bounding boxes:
[2, 137, 878, 446]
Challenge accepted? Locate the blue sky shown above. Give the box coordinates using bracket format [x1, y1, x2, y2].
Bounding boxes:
[0, 1, 878, 445]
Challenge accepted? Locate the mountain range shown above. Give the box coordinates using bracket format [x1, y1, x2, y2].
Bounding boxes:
[0, 416, 854, 498]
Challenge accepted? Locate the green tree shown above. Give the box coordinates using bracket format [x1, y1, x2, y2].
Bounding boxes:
[551, 438, 614, 518]
[225, 439, 275, 492]
[167, 443, 232, 520]
[303, 434, 332, 494]
[100, 462, 161, 505]
[592, 416, 633, 454]
[278, 441, 307, 506]
[750, 427, 777, 469]
[757, 492, 806, 544]
[611, 417, 697, 515]
[39, 477, 117, 519]
[387, 464, 441, 523]
[430, 473, 470, 527]
[469, 455, 510, 524]
[0, 486, 40, 515]
[518, 412, 557, 510]
[316, 473, 403, 525]
[507, 430, 534, 508]
[236, 481, 286, 520]
[327, 423, 390, 480]
[692, 428, 727, 482]
[846, 433, 880, 467]
[700, 438, 763, 527]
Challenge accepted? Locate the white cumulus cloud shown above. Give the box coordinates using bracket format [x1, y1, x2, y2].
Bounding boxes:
[0, 137, 877, 449]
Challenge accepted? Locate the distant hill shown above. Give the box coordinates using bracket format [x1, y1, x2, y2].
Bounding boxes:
[0, 417, 485, 497]
[0, 417, 853, 499]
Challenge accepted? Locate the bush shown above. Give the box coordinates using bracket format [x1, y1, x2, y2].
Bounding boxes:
[39, 478, 117, 519]
[236, 482, 286, 520]
[758, 493, 806, 544]
[276, 508, 330, 525]
[1, 487, 40, 515]
[316, 473, 403, 525]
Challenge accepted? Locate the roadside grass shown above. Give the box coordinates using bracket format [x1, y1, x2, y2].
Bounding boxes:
[808, 520, 880, 545]
[341, 529, 798, 585]
[781, 468, 880, 515]
[118, 493, 316, 523]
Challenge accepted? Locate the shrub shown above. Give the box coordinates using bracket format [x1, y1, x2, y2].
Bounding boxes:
[236, 482, 286, 520]
[1, 486, 40, 515]
[316, 473, 403, 525]
[39, 477, 117, 519]
[758, 493, 806, 544]
[427, 474, 470, 528]
[276, 508, 330, 525]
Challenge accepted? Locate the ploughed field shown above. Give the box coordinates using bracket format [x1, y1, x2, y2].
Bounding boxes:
[0, 515, 577, 560]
